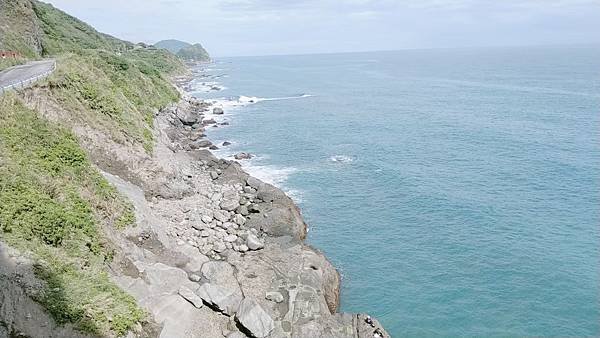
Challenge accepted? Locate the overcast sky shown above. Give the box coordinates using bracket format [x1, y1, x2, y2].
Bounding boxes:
[45, 0, 600, 57]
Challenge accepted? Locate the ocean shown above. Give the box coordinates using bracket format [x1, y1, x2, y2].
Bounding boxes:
[191, 45, 600, 337]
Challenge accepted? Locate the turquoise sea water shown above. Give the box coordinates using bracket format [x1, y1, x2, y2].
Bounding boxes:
[193, 46, 600, 337]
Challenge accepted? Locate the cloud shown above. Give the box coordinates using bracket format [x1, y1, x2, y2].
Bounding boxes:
[44, 0, 600, 56]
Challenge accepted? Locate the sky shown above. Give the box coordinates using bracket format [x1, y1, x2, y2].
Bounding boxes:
[45, 0, 600, 57]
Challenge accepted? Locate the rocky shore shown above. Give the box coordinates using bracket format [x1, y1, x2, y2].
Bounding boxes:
[99, 72, 390, 337]
[6, 67, 389, 338]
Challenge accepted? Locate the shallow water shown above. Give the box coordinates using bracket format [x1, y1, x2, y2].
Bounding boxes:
[193, 46, 600, 336]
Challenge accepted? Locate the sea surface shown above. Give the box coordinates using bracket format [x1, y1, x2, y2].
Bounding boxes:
[191, 46, 600, 337]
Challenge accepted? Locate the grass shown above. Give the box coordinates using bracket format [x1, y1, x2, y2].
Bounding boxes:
[45, 49, 182, 152]
[0, 95, 141, 336]
[31, 0, 131, 56]
[0, 1, 189, 335]
[0, 58, 26, 72]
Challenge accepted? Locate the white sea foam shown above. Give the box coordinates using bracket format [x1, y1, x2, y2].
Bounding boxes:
[239, 158, 303, 203]
[190, 80, 227, 93]
[329, 155, 355, 163]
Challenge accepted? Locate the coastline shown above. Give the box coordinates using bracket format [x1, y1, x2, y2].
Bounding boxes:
[125, 62, 390, 336]
[3, 58, 389, 337]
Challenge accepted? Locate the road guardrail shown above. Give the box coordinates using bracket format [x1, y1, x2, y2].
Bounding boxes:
[0, 61, 56, 95]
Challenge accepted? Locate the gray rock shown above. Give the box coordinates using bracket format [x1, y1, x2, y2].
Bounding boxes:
[246, 233, 264, 251]
[226, 332, 247, 338]
[213, 107, 224, 114]
[210, 171, 219, 180]
[203, 118, 217, 125]
[246, 177, 262, 190]
[178, 286, 204, 308]
[233, 214, 246, 226]
[243, 186, 257, 194]
[214, 210, 230, 222]
[224, 234, 238, 243]
[222, 141, 232, 146]
[196, 283, 242, 316]
[265, 291, 284, 303]
[177, 109, 199, 126]
[236, 205, 249, 216]
[201, 214, 213, 223]
[221, 199, 240, 211]
[234, 152, 253, 160]
[214, 241, 226, 253]
[191, 140, 212, 149]
[235, 298, 275, 338]
[189, 274, 201, 282]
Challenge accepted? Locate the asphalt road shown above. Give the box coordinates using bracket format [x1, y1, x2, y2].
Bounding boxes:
[0, 59, 55, 90]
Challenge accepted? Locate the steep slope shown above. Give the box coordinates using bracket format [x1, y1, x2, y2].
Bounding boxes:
[0, 0, 43, 69]
[154, 39, 190, 54]
[31, 0, 131, 55]
[0, 1, 189, 336]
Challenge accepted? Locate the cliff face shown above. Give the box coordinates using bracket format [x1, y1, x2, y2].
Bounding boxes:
[0, 0, 43, 58]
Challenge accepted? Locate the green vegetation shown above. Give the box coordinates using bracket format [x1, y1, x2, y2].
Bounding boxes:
[155, 39, 211, 62]
[0, 95, 141, 336]
[0, 1, 194, 336]
[31, 0, 131, 56]
[154, 39, 191, 54]
[0, 0, 42, 69]
[46, 49, 181, 152]
[177, 43, 211, 62]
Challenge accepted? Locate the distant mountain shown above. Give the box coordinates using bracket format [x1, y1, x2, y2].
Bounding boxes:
[154, 39, 211, 62]
[154, 39, 190, 54]
[176, 43, 210, 62]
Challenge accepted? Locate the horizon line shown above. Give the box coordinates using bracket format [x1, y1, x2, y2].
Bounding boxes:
[209, 42, 600, 59]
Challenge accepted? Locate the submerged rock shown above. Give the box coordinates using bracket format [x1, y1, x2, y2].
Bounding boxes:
[234, 152, 253, 160]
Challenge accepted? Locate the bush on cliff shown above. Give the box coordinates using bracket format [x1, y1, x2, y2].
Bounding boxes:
[0, 95, 142, 336]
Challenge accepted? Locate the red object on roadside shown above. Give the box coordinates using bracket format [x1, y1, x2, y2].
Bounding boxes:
[0, 51, 20, 59]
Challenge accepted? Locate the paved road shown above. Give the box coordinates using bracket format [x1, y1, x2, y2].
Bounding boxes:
[0, 59, 55, 92]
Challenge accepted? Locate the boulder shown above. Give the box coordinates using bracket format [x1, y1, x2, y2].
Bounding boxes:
[222, 141, 232, 146]
[203, 118, 217, 125]
[196, 283, 242, 316]
[246, 233, 264, 251]
[191, 140, 212, 149]
[178, 286, 204, 308]
[214, 210, 230, 222]
[235, 299, 275, 338]
[213, 107, 224, 114]
[221, 199, 240, 211]
[234, 152, 253, 160]
[236, 205, 249, 216]
[246, 177, 262, 190]
[177, 109, 199, 126]
[233, 214, 246, 226]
